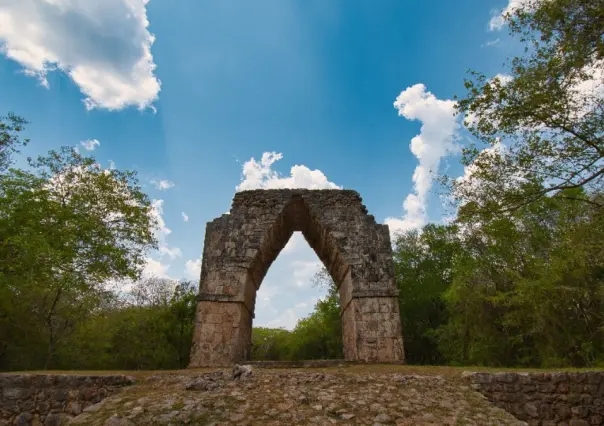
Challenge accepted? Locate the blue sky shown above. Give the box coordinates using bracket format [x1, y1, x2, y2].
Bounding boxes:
[0, 0, 517, 329]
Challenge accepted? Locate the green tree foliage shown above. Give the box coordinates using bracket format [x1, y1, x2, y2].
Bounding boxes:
[290, 267, 342, 360]
[428, 0, 604, 367]
[251, 327, 292, 361]
[0, 112, 29, 172]
[250, 267, 343, 361]
[391, 189, 603, 368]
[58, 278, 197, 370]
[286, 295, 342, 360]
[452, 0, 604, 212]
[393, 224, 460, 364]
[0, 114, 158, 370]
[439, 189, 604, 367]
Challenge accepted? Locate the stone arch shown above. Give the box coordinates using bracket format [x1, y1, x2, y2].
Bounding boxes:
[189, 189, 404, 367]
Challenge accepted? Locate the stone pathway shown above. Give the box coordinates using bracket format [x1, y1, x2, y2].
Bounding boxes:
[68, 368, 524, 425]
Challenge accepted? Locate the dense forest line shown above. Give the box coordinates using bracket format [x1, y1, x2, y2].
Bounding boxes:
[1, 0, 602, 370]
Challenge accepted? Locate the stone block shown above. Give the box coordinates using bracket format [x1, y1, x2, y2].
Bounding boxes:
[467, 373, 604, 426]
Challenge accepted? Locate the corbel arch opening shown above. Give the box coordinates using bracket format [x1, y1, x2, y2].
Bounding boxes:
[243, 196, 351, 360]
[247, 196, 350, 303]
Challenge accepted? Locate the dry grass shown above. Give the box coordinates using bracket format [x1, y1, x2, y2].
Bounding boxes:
[6, 363, 603, 379]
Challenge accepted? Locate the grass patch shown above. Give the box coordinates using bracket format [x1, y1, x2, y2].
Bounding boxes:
[5, 364, 602, 380]
[172, 401, 185, 411]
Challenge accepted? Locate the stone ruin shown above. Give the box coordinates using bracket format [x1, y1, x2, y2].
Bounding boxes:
[189, 189, 405, 367]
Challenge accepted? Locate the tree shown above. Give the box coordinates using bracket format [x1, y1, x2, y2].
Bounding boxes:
[452, 0, 604, 213]
[248, 268, 343, 361]
[0, 146, 157, 369]
[0, 112, 29, 172]
[56, 278, 197, 370]
[251, 327, 292, 361]
[106, 278, 197, 370]
[285, 268, 343, 360]
[439, 188, 604, 367]
[393, 224, 460, 364]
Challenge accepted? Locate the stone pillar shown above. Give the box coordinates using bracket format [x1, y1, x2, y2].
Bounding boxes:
[189, 297, 252, 367]
[339, 267, 403, 362]
[342, 296, 404, 362]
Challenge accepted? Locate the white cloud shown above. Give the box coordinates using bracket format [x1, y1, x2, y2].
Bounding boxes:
[80, 139, 100, 151]
[108, 160, 116, 170]
[236, 152, 341, 191]
[149, 198, 182, 258]
[0, 0, 160, 110]
[385, 194, 427, 235]
[256, 285, 280, 312]
[150, 199, 171, 239]
[143, 199, 182, 277]
[143, 257, 171, 279]
[159, 246, 182, 260]
[489, 0, 533, 31]
[482, 38, 500, 47]
[262, 294, 321, 330]
[182, 212, 189, 222]
[291, 260, 322, 288]
[151, 179, 175, 191]
[265, 308, 300, 330]
[386, 84, 460, 236]
[572, 59, 604, 119]
[455, 142, 506, 194]
[185, 258, 202, 280]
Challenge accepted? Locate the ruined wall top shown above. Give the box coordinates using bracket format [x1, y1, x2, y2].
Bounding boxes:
[232, 189, 365, 207]
[225, 189, 372, 221]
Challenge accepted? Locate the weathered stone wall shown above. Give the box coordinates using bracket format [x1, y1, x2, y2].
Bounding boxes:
[190, 189, 405, 367]
[465, 371, 604, 425]
[0, 374, 134, 425]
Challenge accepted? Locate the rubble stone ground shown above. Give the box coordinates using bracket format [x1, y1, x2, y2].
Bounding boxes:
[68, 366, 524, 425]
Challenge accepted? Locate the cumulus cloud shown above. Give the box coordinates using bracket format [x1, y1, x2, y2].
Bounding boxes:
[149, 199, 181, 258]
[385, 84, 460, 236]
[159, 246, 182, 260]
[265, 309, 301, 330]
[142, 257, 171, 278]
[291, 260, 322, 288]
[489, 0, 533, 31]
[182, 212, 189, 222]
[573, 59, 604, 119]
[80, 139, 100, 151]
[140, 198, 182, 278]
[262, 294, 320, 330]
[151, 179, 175, 191]
[185, 258, 202, 280]
[236, 152, 341, 191]
[0, 0, 160, 110]
[150, 199, 170, 238]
